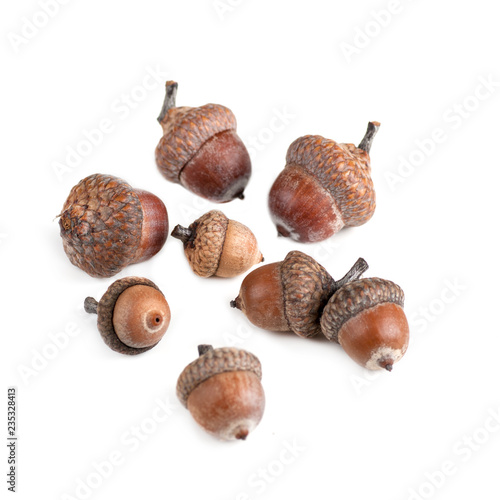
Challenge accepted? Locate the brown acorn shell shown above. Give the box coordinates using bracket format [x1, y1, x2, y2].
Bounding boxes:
[280, 251, 335, 338]
[155, 104, 237, 184]
[96, 277, 162, 355]
[176, 347, 262, 408]
[286, 135, 376, 227]
[183, 210, 229, 277]
[59, 174, 143, 278]
[320, 278, 405, 343]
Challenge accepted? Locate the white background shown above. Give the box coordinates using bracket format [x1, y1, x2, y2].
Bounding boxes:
[1, 1, 500, 499]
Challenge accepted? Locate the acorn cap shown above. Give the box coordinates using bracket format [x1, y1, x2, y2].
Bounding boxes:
[285, 122, 378, 227]
[155, 82, 237, 184]
[280, 251, 336, 338]
[176, 346, 262, 408]
[177, 210, 230, 277]
[59, 174, 143, 278]
[320, 277, 405, 343]
[86, 276, 162, 355]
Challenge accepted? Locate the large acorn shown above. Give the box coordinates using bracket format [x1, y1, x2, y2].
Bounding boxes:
[59, 174, 168, 278]
[320, 278, 409, 371]
[231, 251, 368, 338]
[84, 277, 171, 355]
[177, 345, 265, 441]
[268, 122, 379, 243]
[171, 210, 263, 278]
[155, 81, 252, 203]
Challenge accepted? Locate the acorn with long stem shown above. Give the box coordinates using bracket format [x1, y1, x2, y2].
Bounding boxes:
[268, 122, 380, 242]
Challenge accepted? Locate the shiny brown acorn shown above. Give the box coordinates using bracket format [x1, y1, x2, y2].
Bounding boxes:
[231, 251, 368, 338]
[320, 277, 409, 371]
[59, 174, 168, 278]
[177, 345, 265, 441]
[268, 122, 380, 243]
[84, 277, 171, 355]
[171, 210, 263, 278]
[155, 81, 251, 203]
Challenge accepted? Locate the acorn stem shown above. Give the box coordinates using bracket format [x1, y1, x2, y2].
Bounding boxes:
[171, 224, 193, 245]
[157, 81, 178, 123]
[84, 297, 98, 314]
[334, 258, 368, 292]
[198, 344, 214, 357]
[358, 121, 380, 154]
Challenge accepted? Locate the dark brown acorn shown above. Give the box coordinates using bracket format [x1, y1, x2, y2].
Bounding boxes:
[59, 174, 168, 278]
[171, 210, 263, 278]
[177, 345, 265, 440]
[268, 122, 379, 243]
[231, 251, 368, 338]
[84, 277, 171, 355]
[320, 277, 409, 371]
[155, 81, 251, 203]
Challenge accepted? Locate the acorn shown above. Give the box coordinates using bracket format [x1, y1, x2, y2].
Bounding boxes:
[231, 251, 368, 338]
[155, 81, 251, 203]
[177, 345, 265, 441]
[268, 122, 380, 243]
[59, 174, 169, 278]
[84, 277, 170, 355]
[171, 210, 263, 278]
[320, 278, 409, 371]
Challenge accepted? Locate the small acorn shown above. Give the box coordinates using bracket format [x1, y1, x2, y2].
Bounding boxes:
[320, 278, 409, 371]
[171, 210, 263, 278]
[177, 345, 265, 441]
[155, 81, 252, 203]
[59, 174, 169, 278]
[231, 251, 368, 338]
[84, 277, 170, 355]
[268, 122, 379, 243]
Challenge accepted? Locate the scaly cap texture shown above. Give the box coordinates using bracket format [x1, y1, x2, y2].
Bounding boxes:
[182, 210, 229, 277]
[286, 135, 376, 227]
[280, 251, 335, 338]
[156, 104, 237, 183]
[176, 347, 262, 408]
[320, 277, 405, 343]
[59, 174, 143, 278]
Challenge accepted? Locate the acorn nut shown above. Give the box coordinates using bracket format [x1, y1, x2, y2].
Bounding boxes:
[177, 345, 265, 441]
[231, 250, 368, 338]
[59, 174, 169, 278]
[84, 277, 171, 355]
[268, 122, 380, 242]
[320, 277, 409, 371]
[171, 210, 263, 278]
[155, 81, 252, 202]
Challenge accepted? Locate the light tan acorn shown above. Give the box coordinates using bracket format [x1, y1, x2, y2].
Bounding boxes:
[84, 277, 171, 355]
[268, 122, 379, 242]
[155, 81, 251, 202]
[177, 345, 265, 441]
[320, 278, 409, 371]
[59, 174, 168, 278]
[171, 210, 263, 278]
[231, 251, 368, 338]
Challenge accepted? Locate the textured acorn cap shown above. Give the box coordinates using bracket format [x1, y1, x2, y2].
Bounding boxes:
[285, 125, 377, 227]
[176, 346, 262, 408]
[59, 174, 144, 278]
[156, 93, 237, 184]
[320, 277, 405, 343]
[85, 276, 162, 355]
[179, 210, 230, 277]
[280, 251, 336, 338]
